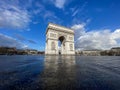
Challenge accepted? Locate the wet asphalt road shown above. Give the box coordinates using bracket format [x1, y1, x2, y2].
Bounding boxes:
[0, 55, 120, 90]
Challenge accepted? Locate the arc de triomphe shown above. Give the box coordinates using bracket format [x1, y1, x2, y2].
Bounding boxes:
[45, 23, 75, 55]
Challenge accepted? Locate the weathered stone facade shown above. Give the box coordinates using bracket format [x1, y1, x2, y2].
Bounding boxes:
[45, 23, 75, 55]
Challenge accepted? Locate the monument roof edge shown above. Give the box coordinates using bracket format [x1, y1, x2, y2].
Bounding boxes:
[49, 22, 73, 30]
[46, 23, 74, 34]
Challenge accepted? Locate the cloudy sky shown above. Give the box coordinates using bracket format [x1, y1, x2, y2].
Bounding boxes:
[0, 0, 120, 50]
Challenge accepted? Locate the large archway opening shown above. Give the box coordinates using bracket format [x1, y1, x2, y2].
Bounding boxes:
[58, 36, 65, 55]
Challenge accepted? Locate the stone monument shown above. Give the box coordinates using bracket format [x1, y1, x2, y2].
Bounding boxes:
[45, 23, 75, 55]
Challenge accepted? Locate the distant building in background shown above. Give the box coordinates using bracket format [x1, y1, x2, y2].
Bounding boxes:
[76, 47, 120, 56]
[111, 47, 120, 52]
[25, 49, 38, 55]
[0, 47, 17, 55]
[0, 46, 120, 56]
[0, 47, 44, 55]
[76, 50, 101, 56]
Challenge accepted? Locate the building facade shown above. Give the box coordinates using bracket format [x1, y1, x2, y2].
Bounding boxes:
[45, 23, 75, 55]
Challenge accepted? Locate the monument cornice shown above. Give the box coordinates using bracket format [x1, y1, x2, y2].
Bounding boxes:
[46, 23, 74, 34]
[46, 38, 58, 41]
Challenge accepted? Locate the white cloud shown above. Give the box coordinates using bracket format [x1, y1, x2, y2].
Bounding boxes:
[51, 0, 66, 9]
[33, 1, 60, 23]
[71, 23, 86, 40]
[0, 33, 28, 49]
[44, 11, 57, 19]
[0, 0, 30, 29]
[71, 2, 87, 17]
[72, 9, 79, 16]
[111, 29, 120, 39]
[14, 33, 37, 44]
[71, 24, 120, 50]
